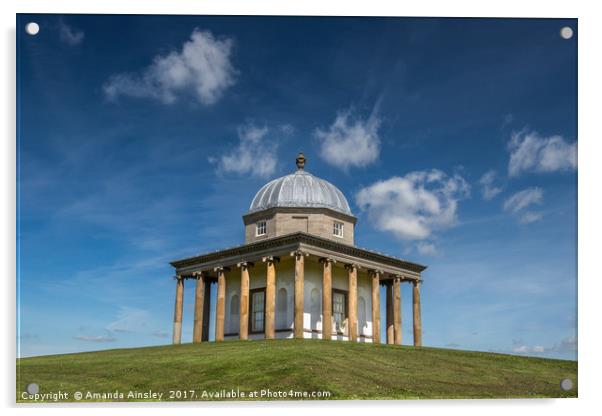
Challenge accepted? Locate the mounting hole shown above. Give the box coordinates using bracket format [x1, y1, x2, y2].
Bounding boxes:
[26, 383, 39, 394]
[560, 26, 573, 40]
[560, 378, 573, 391]
[25, 22, 40, 36]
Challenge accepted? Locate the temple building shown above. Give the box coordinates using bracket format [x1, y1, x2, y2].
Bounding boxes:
[170, 153, 426, 346]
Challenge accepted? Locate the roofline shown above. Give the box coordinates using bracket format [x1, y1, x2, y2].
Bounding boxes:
[242, 206, 357, 225]
[170, 231, 427, 275]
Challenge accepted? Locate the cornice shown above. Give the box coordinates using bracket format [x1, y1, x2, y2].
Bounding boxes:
[242, 206, 357, 225]
[170, 232, 427, 274]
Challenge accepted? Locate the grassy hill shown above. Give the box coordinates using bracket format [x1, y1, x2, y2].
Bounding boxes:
[17, 339, 577, 402]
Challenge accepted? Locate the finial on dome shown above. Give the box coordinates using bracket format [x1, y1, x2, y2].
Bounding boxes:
[296, 153, 306, 170]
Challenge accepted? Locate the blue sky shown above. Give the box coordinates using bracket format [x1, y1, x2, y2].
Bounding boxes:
[17, 14, 577, 359]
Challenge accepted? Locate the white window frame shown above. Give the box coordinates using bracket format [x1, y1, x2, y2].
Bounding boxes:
[333, 221, 344, 238]
[256, 220, 267, 236]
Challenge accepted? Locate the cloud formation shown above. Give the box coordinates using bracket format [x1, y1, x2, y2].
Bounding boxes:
[512, 345, 530, 353]
[105, 307, 151, 333]
[503, 187, 544, 223]
[316, 109, 381, 170]
[478, 170, 503, 200]
[356, 169, 470, 240]
[59, 21, 84, 46]
[556, 335, 578, 354]
[511, 336, 576, 356]
[508, 130, 577, 177]
[104, 29, 236, 105]
[211, 123, 285, 178]
[416, 241, 438, 255]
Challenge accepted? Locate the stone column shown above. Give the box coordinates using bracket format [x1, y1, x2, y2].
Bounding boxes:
[172, 275, 184, 344]
[202, 279, 211, 341]
[215, 267, 228, 342]
[413, 279, 423, 347]
[393, 276, 402, 345]
[238, 262, 253, 340]
[386, 282, 394, 344]
[263, 256, 278, 339]
[292, 250, 306, 339]
[346, 264, 358, 342]
[320, 258, 335, 340]
[370, 270, 381, 344]
[192, 272, 206, 343]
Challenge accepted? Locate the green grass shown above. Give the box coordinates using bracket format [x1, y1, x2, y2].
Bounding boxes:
[17, 339, 577, 402]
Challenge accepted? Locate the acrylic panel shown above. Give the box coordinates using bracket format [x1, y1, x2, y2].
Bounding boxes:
[16, 14, 577, 403]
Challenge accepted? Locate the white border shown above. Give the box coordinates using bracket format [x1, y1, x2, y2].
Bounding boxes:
[3, 1, 601, 415]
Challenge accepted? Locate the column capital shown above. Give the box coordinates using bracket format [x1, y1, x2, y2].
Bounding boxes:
[290, 249, 309, 258]
[237, 261, 255, 269]
[344, 263, 360, 271]
[368, 269, 384, 277]
[319, 257, 336, 265]
[412, 278, 423, 286]
[192, 271, 208, 279]
[262, 256, 280, 264]
[213, 266, 231, 273]
[379, 279, 391, 287]
[173, 274, 183, 281]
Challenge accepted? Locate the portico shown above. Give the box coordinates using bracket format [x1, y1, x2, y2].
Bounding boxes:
[170, 232, 425, 345]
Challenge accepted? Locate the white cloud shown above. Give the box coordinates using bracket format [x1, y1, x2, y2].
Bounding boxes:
[316, 109, 381, 170]
[105, 307, 151, 333]
[503, 187, 543, 213]
[59, 21, 84, 46]
[279, 124, 295, 135]
[512, 345, 546, 354]
[519, 211, 543, 224]
[512, 345, 530, 354]
[416, 241, 437, 255]
[555, 335, 577, 354]
[211, 123, 283, 178]
[104, 29, 236, 105]
[355, 169, 470, 240]
[510, 336, 576, 357]
[503, 187, 544, 223]
[478, 170, 503, 200]
[508, 130, 577, 177]
[74, 307, 158, 344]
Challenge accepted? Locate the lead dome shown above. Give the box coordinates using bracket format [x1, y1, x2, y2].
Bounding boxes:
[248, 153, 353, 216]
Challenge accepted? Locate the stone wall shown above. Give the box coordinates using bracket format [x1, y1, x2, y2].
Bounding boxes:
[244, 209, 355, 245]
[222, 257, 373, 342]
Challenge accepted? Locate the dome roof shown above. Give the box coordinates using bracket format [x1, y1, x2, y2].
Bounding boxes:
[248, 154, 353, 216]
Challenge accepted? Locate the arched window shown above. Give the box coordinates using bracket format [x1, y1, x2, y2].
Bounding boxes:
[358, 296, 367, 336]
[310, 288, 321, 330]
[230, 294, 239, 333]
[277, 288, 288, 329]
